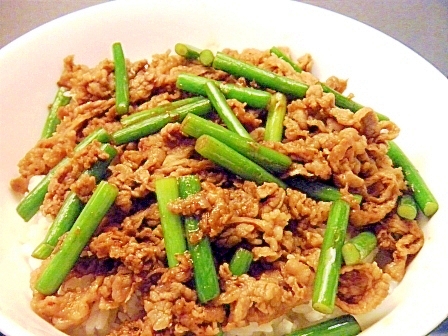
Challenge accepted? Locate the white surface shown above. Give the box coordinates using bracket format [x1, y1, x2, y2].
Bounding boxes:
[0, 0, 447, 335]
[1, 0, 447, 76]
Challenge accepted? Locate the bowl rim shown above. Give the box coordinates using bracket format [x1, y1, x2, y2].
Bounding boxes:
[1, 1, 447, 336]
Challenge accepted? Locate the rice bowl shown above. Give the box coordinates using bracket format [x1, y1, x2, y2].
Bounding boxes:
[1, 0, 447, 335]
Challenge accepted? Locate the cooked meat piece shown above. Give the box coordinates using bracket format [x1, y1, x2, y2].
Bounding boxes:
[15, 46, 421, 336]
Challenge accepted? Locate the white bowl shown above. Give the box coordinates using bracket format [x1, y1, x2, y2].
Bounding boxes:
[1, 0, 447, 335]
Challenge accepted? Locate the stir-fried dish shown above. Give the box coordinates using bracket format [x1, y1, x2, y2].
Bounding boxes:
[10, 43, 438, 336]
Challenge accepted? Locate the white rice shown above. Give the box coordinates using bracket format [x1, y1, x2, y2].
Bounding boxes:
[83, 303, 116, 336]
[225, 303, 343, 336]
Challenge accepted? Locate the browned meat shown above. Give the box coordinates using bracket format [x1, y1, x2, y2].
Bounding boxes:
[218, 257, 313, 331]
[144, 255, 225, 335]
[12, 46, 423, 336]
[336, 262, 391, 314]
[376, 214, 424, 281]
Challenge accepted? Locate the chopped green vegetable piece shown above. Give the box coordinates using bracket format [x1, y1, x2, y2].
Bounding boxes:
[175, 43, 201, 59]
[175, 43, 215, 66]
[178, 175, 220, 303]
[270, 46, 303, 73]
[397, 194, 418, 220]
[264, 92, 287, 142]
[41, 87, 71, 139]
[387, 141, 438, 217]
[195, 134, 287, 188]
[79, 128, 112, 147]
[199, 49, 215, 67]
[312, 199, 350, 314]
[181, 113, 291, 173]
[112, 98, 211, 145]
[213, 51, 309, 98]
[342, 231, 377, 266]
[121, 97, 203, 126]
[31, 192, 84, 260]
[34, 181, 118, 295]
[176, 73, 271, 109]
[204, 81, 252, 140]
[155, 177, 187, 268]
[229, 248, 253, 276]
[112, 42, 130, 115]
[286, 315, 361, 336]
[286, 177, 362, 203]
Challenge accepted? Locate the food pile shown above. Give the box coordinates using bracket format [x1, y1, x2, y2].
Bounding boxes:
[10, 43, 438, 336]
